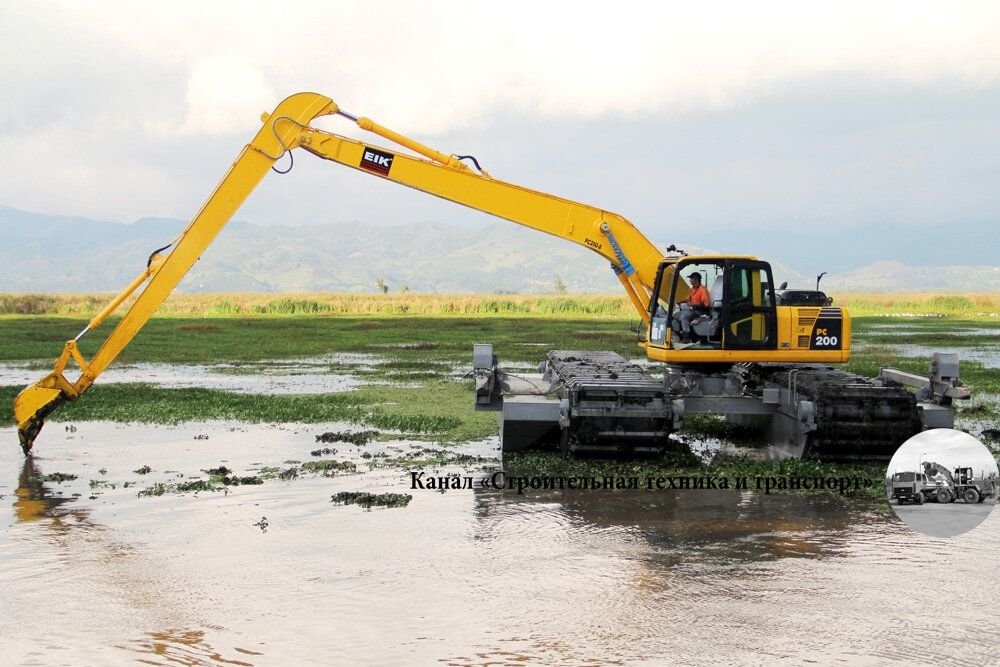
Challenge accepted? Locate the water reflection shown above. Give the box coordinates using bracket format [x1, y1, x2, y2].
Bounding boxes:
[472, 483, 883, 568]
[121, 628, 260, 667]
[14, 456, 90, 527]
[452, 483, 902, 664]
[3, 423, 999, 665]
[5, 451, 248, 667]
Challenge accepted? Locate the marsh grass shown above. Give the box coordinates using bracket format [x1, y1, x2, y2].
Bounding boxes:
[3, 312, 997, 467]
[840, 293, 1000, 316]
[0, 380, 494, 442]
[0, 293, 635, 318]
[3, 291, 997, 319]
[0, 314, 645, 365]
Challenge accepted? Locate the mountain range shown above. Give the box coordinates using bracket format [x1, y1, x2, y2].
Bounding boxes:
[1, 207, 996, 293]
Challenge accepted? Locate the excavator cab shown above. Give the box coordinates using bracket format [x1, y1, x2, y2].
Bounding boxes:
[647, 256, 777, 356]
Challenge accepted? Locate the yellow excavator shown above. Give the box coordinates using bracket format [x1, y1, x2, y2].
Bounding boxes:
[13, 92, 967, 460]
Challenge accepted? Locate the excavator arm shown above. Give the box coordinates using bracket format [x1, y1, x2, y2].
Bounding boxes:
[14, 92, 667, 453]
[922, 462, 956, 486]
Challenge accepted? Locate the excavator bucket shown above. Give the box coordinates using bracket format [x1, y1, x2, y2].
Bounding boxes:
[14, 384, 66, 455]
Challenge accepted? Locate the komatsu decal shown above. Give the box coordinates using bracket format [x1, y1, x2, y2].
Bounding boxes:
[360, 147, 394, 176]
[810, 308, 843, 349]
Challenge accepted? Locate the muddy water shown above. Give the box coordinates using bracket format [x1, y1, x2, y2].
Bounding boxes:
[0, 354, 390, 395]
[852, 323, 1000, 370]
[853, 340, 1000, 369]
[2, 423, 999, 666]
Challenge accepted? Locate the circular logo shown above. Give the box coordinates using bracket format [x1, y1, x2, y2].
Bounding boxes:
[887, 429, 998, 536]
[885, 428, 1000, 537]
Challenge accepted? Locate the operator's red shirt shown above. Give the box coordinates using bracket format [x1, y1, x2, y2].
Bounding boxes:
[689, 284, 710, 307]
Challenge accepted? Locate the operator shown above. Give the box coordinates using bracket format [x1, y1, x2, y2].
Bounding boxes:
[672, 272, 710, 343]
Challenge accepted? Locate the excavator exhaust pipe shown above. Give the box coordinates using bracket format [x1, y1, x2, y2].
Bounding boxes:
[14, 385, 66, 455]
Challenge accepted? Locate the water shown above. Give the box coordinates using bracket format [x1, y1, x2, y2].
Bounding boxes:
[2, 422, 998, 665]
[852, 322, 1000, 369]
[862, 324, 1000, 337]
[0, 354, 395, 395]
[853, 341, 1000, 369]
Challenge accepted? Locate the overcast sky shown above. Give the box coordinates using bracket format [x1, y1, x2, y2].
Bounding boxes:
[889, 429, 999, 477]
[2, 1, 1000, 244]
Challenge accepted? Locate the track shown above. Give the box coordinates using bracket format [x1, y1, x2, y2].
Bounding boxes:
[545, 351, 671, 453]
[749, 365, 924, 461]
[491, 350, 943, 461]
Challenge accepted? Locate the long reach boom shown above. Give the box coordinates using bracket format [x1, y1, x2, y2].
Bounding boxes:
[14, 92, 667, 453]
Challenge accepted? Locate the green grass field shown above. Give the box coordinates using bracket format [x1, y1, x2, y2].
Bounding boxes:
[2, 297, 998, 407]
[2, 293, 997, 498]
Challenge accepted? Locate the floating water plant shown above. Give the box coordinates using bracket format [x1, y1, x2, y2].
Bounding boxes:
[330, 491, 412, 508]
[315, 430, 380, 445]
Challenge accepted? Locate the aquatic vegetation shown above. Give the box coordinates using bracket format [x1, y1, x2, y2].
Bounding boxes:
[203, 465, 263, 486]
[134, 465, 152, 475]
[311, 447, 338, 456]
[504, 451, 888, 500]
[0, 382, 483, 440]
[29, 472, 78, 483]
[1, 311, 995, 493]
[330, 491, 412, 508]
[315, 430, 379, 445]
[677, 414, 763, 444]
[175, 479, 220, 493]
[379, 449, 495, 470]
[138, 479, 222, 497]
[301, 459, 358, 474]
[220, 475, 263, 486]
[137, 483, 168, 497]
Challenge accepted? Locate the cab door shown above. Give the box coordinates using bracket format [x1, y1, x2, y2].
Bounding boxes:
[722, 260, 777, 350]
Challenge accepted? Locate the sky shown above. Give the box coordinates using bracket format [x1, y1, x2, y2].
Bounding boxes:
[2, 1, 1000, 252]
[889, 429, 999, 478]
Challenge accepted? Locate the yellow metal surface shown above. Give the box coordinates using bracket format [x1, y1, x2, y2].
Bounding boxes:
[298, 128, 665, 289]
[14, 386, 63, 430]
[16, 92, 338, 451]
[88, 265, 151, 330]
[645, 346, 850, 364]
[356, 117, 468, 170]
[777, 307, 793, 349]
[615, 271, 651, 326]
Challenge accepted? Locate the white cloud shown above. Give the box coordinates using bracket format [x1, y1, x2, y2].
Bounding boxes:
[2, 1, 1000, 229]
[11, 0, 1000, 137]
[171, 55, 276, 137]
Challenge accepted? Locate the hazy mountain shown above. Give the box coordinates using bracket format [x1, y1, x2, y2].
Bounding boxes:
[0, 206, 995, 293]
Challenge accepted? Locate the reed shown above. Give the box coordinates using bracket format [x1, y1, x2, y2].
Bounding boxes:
[2, 291, 997, 318]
